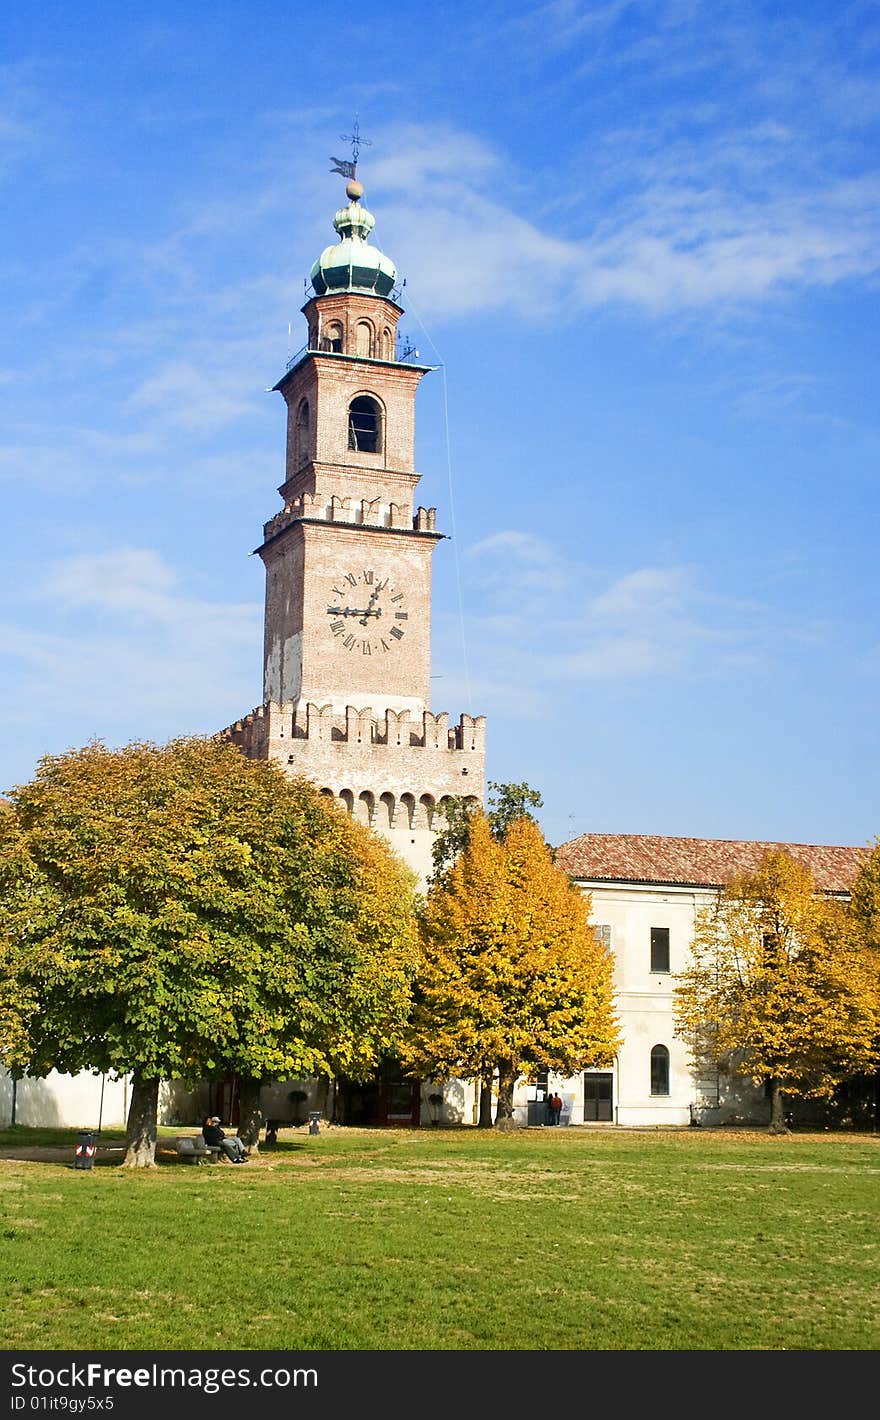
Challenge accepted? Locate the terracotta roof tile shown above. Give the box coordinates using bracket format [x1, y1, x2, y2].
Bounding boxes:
[554, 832, 871, 894]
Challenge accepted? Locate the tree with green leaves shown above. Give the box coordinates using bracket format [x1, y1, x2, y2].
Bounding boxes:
[850, 838, 880, 956]
[0, 738, 418, 1165]
[430, 779, 544, 884]
[674, 849, 879, 1133]
[409, 812, 619, 1127]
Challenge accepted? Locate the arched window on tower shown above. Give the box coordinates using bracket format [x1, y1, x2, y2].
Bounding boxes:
[294, 399, 310, 467]
[650, 1045, 670, 1097]
[348, 395, 382, 454]
[382, 327, 393, 360]
[355, 321, 373, 358]
[321, 321, 344, 353]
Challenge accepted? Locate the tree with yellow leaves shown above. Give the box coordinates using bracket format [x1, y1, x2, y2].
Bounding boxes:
[407, 812, 619, 1127]
[674, 849, 878, 1133]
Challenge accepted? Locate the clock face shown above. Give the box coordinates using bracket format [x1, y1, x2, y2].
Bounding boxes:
[325, 568, 409, 654]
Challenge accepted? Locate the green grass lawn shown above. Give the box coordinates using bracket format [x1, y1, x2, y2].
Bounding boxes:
[0, 1124, 877, 1350]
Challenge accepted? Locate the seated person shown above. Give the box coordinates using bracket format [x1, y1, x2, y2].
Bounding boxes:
[202, 1116, 247, 1163]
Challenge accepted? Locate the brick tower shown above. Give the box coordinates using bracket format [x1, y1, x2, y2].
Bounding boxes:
[222, 165, 485, 885]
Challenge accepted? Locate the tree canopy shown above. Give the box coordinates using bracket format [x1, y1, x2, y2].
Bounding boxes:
[673, 849, 878, 1132]
[850, 838, 880, 955]
[408, 812, 619, 1125]
[0, 737, 419, 1164]
[429, 780, 544, 885]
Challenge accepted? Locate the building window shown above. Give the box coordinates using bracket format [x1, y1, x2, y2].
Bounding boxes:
[650, 1045, 670, 1096]
[355, 321, 373, 358]
[593, 923, 612, 949]
[322, 321, 343, 353]
[650, 926, 670, 973]
[348, 395, 382, 454]
[294, 399, 310, 467]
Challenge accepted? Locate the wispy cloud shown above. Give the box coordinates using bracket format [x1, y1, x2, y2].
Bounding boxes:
[0, 63, 49, 181]
[371, 122, 880, 319]
[442, 528, 825, 711]
[1, 549, 261, 738]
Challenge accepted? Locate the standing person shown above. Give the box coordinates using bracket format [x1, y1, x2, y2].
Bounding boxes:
[551, 1092, 563, 1125]
[202, 1115, 247, 1163]
[545, 1087, 555, 1126]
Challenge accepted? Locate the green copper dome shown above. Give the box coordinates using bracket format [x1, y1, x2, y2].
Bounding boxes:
[309, 190, 397, 298]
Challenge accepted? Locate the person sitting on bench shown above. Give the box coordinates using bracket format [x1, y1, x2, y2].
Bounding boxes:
[202, 1116, 247, 1163]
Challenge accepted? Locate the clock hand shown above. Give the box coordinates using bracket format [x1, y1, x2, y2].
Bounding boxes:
[358, 584, 382, 625]
[327, 605, 382, 618]
[359, 595, 384, 625]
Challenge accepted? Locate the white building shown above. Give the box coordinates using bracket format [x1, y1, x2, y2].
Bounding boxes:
[529, 832, 867, 1128]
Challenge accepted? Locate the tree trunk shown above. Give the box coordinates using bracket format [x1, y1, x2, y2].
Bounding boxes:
[494, 1066, 518, 1129]
[237, 1076, 263, 1155]
[478, 1078, 494, 1129]
[768, 1078, 789, 1135]
[122, 1074, 159, 1168]
[317, 1075, 333, 1122]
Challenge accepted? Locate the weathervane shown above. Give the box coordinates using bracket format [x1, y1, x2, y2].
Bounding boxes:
[330, 117, 372, 182]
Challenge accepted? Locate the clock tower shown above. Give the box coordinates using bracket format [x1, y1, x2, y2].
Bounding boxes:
[222, 164, 485, 885]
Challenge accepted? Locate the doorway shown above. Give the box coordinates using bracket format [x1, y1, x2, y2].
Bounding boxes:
[584, 1072, 613, 1122]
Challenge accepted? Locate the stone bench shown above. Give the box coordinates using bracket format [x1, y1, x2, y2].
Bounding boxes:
[168, 1135, 223, 1164]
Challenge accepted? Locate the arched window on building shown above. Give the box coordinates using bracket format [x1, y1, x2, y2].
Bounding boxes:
[650, 1045, 670, 1097]
[348, 395, 382, 454]
[381, 326, 393, 360]
[399, 793, 416, 829]
[294, 399, 310, 467]
[355, 321, 373, 358]
[322, 321, 344, 353]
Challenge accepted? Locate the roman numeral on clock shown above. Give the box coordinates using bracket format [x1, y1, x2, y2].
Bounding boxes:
[390, 626, 404, 640]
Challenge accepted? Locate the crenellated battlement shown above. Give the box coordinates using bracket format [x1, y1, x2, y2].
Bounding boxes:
[220, 700, 484, 859]
[263, 495, 437, 544]
[222, 701, 485, 755]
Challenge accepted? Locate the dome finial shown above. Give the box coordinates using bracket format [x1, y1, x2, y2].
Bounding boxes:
[314, 119, 396, 298]
[329, 117, 371, 203]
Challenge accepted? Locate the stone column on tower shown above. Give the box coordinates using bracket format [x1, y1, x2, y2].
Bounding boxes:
[220, 168, 485, 887]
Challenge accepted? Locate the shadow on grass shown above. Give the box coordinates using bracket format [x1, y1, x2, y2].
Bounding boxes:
[0, 1123, 314, 1168]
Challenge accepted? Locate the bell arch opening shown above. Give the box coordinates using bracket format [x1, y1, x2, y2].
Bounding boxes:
[348, 395, 383, 455]
[321, 321, 344, 353]
[294, 398, 310, 468]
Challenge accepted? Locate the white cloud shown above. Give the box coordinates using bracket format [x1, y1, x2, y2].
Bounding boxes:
[44, 548, 259, 634]
[450, 530, 811, 693]
[467, 530, 559, 564]
[0, 549, 263, 737]
[375, 132, 880, 319]
[0, 64, 48, 181]
[590, 567, 694, 619]
[128, 358, 264, 433]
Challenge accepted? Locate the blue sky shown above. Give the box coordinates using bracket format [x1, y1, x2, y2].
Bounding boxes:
[1, 0, 878, 849]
